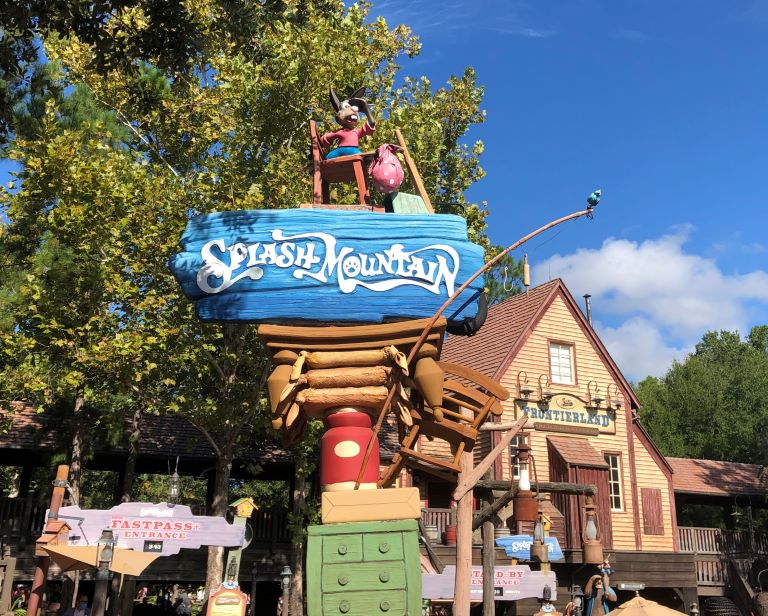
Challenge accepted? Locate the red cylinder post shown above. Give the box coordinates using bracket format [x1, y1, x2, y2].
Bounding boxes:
[321, 408, 379, 491]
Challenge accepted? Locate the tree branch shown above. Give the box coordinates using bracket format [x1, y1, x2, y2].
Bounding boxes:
[191, 420, 222, 458]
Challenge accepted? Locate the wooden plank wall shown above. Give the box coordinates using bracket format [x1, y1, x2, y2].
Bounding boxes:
[499, 296, 640, 550]
[633, 433, 675, 550]
[417, 293, 677, 553]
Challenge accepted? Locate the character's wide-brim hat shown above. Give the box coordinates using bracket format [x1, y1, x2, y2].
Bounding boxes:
[583, 575, 604, 595]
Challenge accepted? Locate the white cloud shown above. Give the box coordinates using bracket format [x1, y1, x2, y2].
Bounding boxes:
[595, 317, 689, 380]
[533, 229, 768, 379]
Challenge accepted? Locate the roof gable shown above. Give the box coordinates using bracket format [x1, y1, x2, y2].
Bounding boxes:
[442, 279, 639, 408]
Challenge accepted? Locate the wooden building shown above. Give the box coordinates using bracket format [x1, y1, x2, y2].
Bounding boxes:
[419, 279, 699, 612]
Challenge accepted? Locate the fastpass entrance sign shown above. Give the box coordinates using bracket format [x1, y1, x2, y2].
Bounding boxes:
[55, 503, 245, 556]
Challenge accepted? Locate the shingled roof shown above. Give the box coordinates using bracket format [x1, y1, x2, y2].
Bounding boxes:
[441, 279, 561, 379]
[0, 403, 292, 465]
[442, 279, 640, 410]
[547, 435, 609, 468]
[667, 457, 768, 497]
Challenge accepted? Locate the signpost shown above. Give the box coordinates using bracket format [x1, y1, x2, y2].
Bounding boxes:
[516, 396, 616, 434]
[169, 209, 485, 325]
[422, 565, 557, 602]
[206, 586, 247, 616]
[495, 536, 565, 561]
[55, 503, 245, 555]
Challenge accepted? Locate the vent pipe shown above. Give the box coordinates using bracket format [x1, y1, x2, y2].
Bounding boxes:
[583, 294, 593, 326]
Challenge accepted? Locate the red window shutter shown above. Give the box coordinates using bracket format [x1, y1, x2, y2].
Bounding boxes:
[641, 487, 664, 535]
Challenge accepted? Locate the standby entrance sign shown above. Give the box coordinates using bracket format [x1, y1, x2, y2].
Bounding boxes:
[55, 503, 245, 556]
[422, 565, 557, 602]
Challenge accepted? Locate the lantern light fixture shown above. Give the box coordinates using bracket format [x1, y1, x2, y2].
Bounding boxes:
[582, 495, 604, 564]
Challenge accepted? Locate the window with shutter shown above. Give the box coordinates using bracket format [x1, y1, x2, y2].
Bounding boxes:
[641, 487, 664, 535]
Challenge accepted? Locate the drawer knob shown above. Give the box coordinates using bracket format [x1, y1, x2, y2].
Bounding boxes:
[380, 600, 391, 612]
[379, 572, 390, 583]
[337, 544, 348, 555]
[339, 600, 350, 613]
[378, 542, 390, 553]
[338, 576, 349, 586]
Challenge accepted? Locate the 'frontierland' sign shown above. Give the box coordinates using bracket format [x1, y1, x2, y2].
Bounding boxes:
[515, 395, 615, 434]
[169, 209, 485, 326]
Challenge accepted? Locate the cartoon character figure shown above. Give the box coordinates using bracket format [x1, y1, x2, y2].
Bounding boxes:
[584, 568, 617, 616]
[319, 86, 375, 159]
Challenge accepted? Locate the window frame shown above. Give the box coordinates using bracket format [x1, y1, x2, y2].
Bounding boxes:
[509, 434, 525, 480]
[603, 451, 624, 512]
[548, 340, 576, 385]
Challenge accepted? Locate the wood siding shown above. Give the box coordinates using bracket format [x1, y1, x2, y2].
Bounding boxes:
[634, 432, 675, 550]
[417, 291, 676, 552]
[498, 295, 641, 550]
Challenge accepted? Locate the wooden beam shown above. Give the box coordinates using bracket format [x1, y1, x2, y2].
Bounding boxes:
[472, 481, 598, 531]
[453, 409, 473, 616]
[395, 129, 434, 213]
[479, 421, 529, 431]
[452, 416, 528, 501]
[418, 519, 444, 574]
[476, 479, 597, 494]
[481, 484, 495, 615]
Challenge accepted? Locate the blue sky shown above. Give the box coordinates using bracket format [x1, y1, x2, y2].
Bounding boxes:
[2, 1, 767, 381]
[372, 0, 768, 380]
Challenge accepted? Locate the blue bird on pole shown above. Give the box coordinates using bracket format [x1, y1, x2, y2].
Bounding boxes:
[587, 189, 602, 209]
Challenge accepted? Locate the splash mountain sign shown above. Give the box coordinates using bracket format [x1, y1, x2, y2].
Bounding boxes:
[169, 209, 485, 325]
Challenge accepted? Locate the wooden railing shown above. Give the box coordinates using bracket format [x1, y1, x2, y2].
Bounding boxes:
[422, 508, 455, 539]
[678, 526, 768, 555]
[0, 498, 47, 541]
[678, 527, 768, 587]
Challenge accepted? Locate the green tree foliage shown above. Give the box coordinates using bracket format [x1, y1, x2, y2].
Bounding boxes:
[1, 0, 491, 591]
[637, 327, 768, 465]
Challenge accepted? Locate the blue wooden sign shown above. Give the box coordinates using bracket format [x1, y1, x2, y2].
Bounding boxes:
[169, 209, 485, 325]
[494, 535, 565, 561]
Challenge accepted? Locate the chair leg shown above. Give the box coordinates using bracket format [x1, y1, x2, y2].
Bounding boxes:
[352, 160, 369, 205]
[313, 166, 323, 204]
[321, 179, 330, 204]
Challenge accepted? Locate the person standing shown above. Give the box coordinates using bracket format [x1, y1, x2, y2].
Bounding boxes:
[63, 595, 91, 616]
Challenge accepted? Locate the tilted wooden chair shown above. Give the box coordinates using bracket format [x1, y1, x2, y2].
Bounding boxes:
[309, 120, 372, 205]
[379, 361, 508, 487]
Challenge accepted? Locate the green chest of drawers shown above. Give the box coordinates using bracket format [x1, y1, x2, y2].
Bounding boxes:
[307, 519, 422, 616]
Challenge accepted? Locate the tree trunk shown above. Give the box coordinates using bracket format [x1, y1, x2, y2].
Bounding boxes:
[289, 475, 308, 616]
[115, 408, 141, 616]
[205, 450, 233, 596]
[69, 394, 85, 505]
[121, 407, 141, 502]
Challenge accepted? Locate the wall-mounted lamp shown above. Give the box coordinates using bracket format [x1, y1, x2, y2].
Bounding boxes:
[606, 384, 622, 411]
[582, 496, 604, 564]
[586, 381, 603, 409]
[517, 371, 534, 399]
[538, 375, 553, 403]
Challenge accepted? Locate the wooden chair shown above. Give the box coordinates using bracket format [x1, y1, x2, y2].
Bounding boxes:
[378, 361, 508, 487]
[310, 120, 372, 205]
